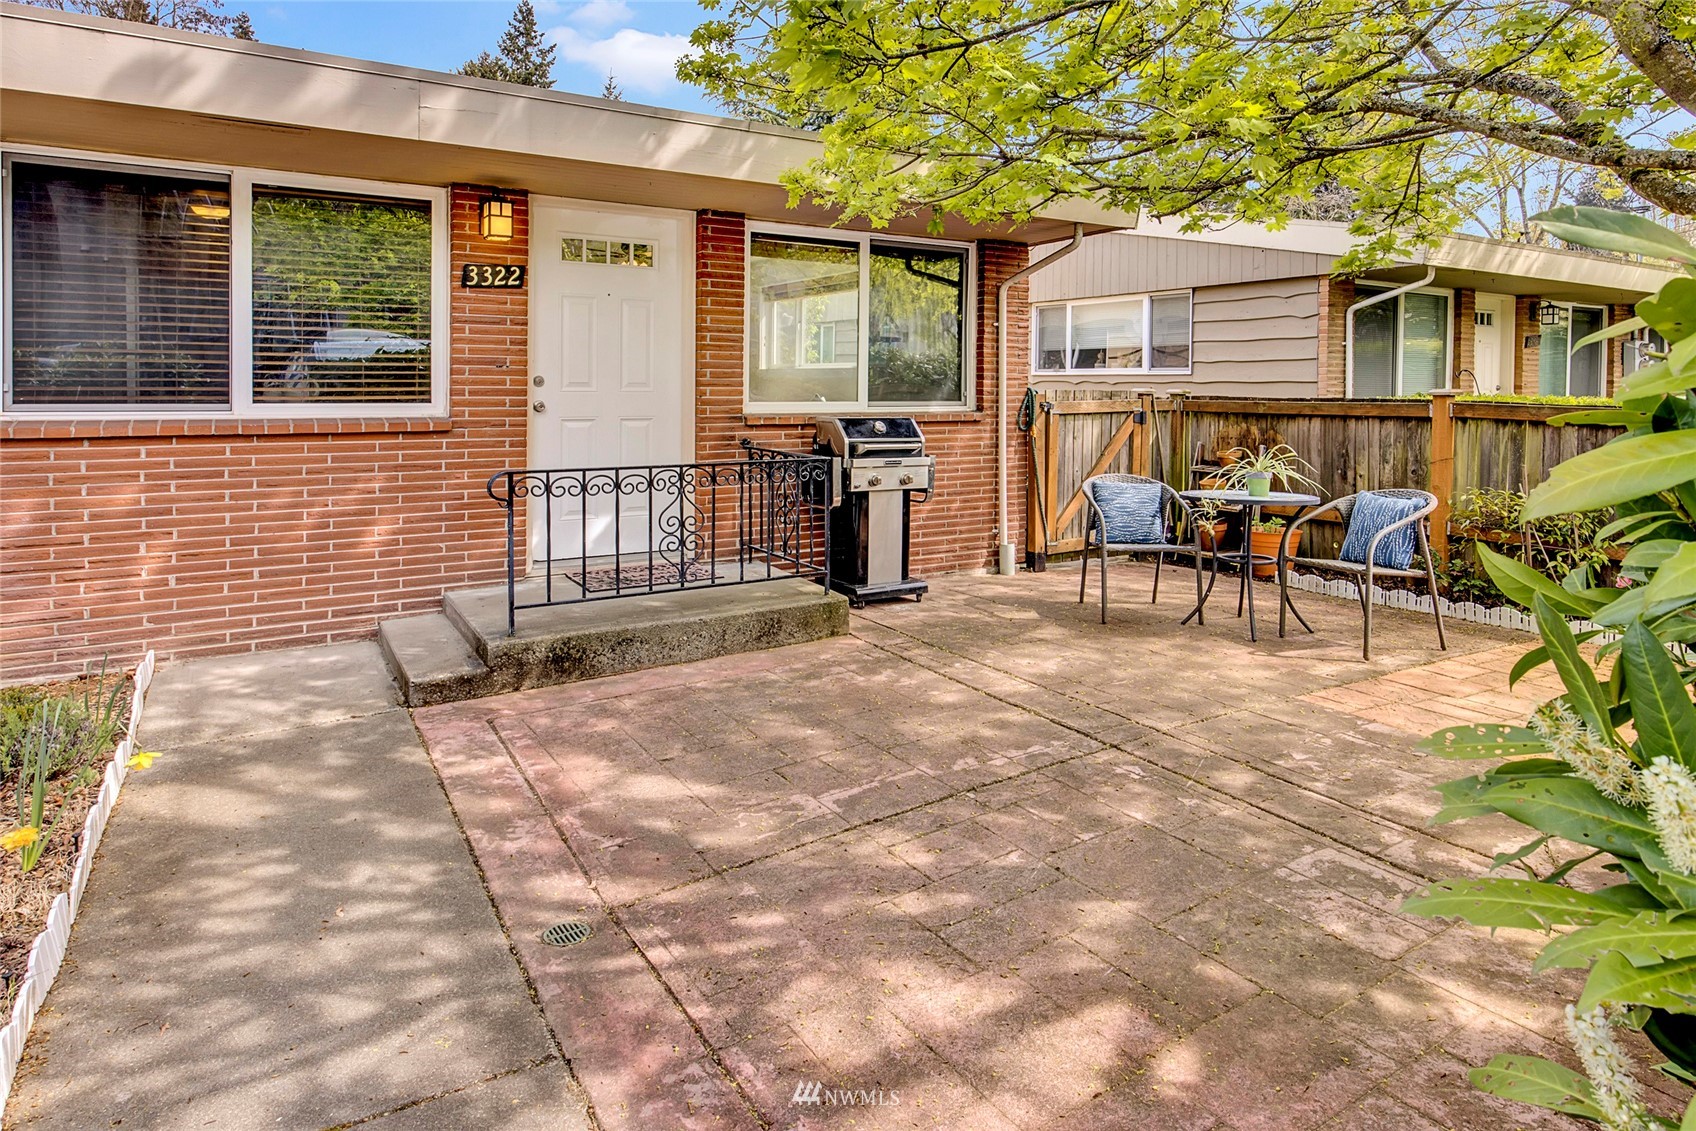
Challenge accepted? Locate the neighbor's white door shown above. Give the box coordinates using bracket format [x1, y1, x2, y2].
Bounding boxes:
[1472, 293, 1513, 394]
[528, 201, 691, 564]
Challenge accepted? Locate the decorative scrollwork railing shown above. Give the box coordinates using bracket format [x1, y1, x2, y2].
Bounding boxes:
[485, 443, 834, 635]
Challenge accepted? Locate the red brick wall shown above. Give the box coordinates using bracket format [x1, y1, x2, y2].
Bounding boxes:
[1453, 288, 1476, 390]
[1514, 296, 1541, 395]
[693, 211, 1030, 576]
[0, 186, 529, 681]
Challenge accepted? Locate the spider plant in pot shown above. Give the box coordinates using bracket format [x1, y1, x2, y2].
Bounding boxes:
[1247, 516, 1300, 579]
[1190, 495, 1229, 552]
[1217, 444, 1322, 499]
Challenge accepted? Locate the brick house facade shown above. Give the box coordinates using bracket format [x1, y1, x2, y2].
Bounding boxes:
[1, 180, 1043, 681]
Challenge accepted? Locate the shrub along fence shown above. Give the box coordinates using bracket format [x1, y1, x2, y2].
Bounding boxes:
[1023, 390, 1623, 566]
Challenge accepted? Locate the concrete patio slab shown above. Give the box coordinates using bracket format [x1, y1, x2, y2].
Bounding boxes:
[414, 564, 1680, 1130]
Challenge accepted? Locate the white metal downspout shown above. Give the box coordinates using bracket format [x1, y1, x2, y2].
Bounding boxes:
[1344, 264, 1435, 397]
[997, 222, 1087, 575]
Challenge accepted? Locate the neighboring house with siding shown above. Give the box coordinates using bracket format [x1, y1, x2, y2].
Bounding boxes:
[1028, 219, 1678, 399]
[0, 4, 1130, 681]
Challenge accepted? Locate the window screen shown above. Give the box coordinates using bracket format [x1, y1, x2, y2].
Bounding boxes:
[8, 160, 231, 406]
[1400, 291, 1450, 394]
[1569, 306, 1606, 397]
[1351, 294, 1396, 398]
[748, 235, 860, 405]
[251, 187, 433, 404]
[868, 242, 964, 404]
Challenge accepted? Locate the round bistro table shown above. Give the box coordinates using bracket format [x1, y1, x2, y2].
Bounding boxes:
[1179, 489, 1322, 642]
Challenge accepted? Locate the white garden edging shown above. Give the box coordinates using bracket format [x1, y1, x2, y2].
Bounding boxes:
[0, 650, 156, 1109]
[1282, 572, 1610, 636]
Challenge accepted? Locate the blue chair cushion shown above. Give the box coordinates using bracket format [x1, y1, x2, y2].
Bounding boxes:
[1339, 492, 1423, 569]
[1092, 481, 1166, 545]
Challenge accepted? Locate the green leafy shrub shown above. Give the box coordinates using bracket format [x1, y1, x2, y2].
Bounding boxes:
[1401, 206, 1696, 1127]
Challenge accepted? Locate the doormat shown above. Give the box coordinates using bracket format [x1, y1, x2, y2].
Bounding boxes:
[567, 561, 718, 592]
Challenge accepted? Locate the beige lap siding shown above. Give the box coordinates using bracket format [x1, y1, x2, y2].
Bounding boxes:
[693, 211, 1032, 577]
[0, 186, 530, 682]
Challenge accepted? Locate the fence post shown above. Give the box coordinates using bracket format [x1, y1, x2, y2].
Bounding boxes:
[1429, 389, 1457, 563]
[1167, 391, 1189, 491]
[1132, 391, 1154, 478]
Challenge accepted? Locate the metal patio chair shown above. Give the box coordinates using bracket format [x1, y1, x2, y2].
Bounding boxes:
[1277, 489, 1448, 660]
[1078, 474, 1207, 625]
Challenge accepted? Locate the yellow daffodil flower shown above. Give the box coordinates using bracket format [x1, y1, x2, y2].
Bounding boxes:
[127, 750, 161, 770]
[2, 827, 41, 851]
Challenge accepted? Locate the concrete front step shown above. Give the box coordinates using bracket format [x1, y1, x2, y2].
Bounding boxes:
[381, 578, 850, 707]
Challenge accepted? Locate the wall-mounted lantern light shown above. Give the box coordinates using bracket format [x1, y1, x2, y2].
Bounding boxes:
[1538, 300, 1563, 326]
[479, 193, 514, 242]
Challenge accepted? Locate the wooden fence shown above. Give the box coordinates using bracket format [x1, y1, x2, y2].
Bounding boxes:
[1023, 391, 1622, 563]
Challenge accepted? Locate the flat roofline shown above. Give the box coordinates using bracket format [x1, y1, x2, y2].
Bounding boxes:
[0, 1, 816, 142]
[0, 3, 1136, 239]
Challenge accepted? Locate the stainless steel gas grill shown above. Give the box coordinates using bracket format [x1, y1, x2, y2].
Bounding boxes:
[814, 417, 934, 607]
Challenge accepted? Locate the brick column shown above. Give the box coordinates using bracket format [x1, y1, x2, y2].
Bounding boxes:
[693, 210, 751, 463]
[1608, 303, 1634, 395]
[1315, 276, 1353, 397]
[1513, 296, 1541, 395]
[1453, 288, 1476, 389]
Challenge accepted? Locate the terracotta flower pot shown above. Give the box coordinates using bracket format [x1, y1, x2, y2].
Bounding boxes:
[1197, 522, 1228, 552]
[1249, 527, 1300, 579]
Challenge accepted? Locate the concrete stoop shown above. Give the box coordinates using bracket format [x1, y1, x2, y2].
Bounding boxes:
[379, 578, 851, 707]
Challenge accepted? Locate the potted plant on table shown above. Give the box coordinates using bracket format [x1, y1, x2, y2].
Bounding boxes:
[1215, 443, 1322, 498]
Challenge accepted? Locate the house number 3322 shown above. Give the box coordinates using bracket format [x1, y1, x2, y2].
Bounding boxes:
[460, 263, 526, 288]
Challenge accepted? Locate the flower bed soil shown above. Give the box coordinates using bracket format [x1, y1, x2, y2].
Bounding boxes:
[0, 671, 134, 1018]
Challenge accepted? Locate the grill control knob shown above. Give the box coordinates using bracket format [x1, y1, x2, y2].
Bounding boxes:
[867, 475, 883, 487]
[900, 474, 915, 486]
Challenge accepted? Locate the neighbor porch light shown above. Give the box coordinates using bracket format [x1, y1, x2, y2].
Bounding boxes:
[1538, 300, 1562, 326]
[479, 193, 514, 242]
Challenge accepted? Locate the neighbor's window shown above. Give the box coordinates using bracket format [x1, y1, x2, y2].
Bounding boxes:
[4, 153, 445, 414]
[1537, 302, 1608, 397]
[7, 160, 233, 406]
[748, 229, 969, 409]
[1031, 293, 1192, 374]
[251, 187, 433, 404]
[1350, 285, 1452, 396]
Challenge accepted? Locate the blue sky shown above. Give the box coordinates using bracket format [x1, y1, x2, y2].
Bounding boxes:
[251, 0, 720, 113]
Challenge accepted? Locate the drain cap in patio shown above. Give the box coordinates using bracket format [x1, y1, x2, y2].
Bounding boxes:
[541, 920, 593, 947]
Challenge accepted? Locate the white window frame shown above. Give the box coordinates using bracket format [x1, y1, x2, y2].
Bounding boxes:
[1030, 291, 1194, 376]
[1, 145, 450, 418]
[1351, 283, 1455, 396]
[745, 221, 976, 413]
[1538, 300, 1610, 396]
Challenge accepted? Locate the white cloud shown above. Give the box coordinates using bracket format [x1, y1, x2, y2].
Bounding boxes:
[565, 0, 634, 29]
[550, 25, 691, 96]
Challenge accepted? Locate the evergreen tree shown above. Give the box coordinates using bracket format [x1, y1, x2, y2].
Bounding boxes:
[457, 0, 556, 89]
[600, 74, 624, 101]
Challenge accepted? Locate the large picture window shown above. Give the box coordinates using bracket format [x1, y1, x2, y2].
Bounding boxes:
[1350, 285, 1452, 397]
[748, 228, 970, 410]
[1031, 293, 1192, 375]
[8, 162, 232, 406]
[251, 187, 433, 404]
[4, 152, 447, 414]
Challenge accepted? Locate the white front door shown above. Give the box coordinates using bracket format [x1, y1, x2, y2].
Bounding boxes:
[1472, 293, 1513, 394]
[528, 200, 692, 564]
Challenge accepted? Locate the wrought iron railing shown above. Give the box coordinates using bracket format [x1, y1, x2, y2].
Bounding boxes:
[485, 442, 833, 634]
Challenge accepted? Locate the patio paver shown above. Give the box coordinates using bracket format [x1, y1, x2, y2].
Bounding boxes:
[414, 564, 1683, 1130]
